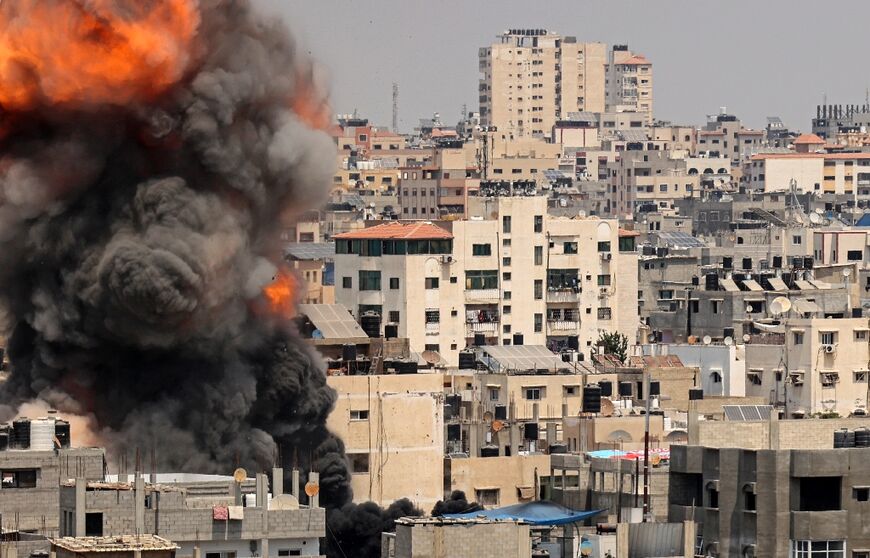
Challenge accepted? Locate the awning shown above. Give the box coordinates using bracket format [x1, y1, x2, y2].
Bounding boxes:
[768, 277, 788, 291]
[753, 321, 785, 333]
[720, 277, 740, 292]
[486, 384, 502, 388]
[517, 486, 535, 499]
[742, 279, 763, 291]
[817, 327, 839, 333]
[443, 501, 606, 526]
[809, 279, 832, 290]
[794, 280, 816, 290]
[792, 299, 821, 314]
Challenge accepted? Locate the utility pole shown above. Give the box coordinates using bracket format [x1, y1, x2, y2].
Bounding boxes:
[392, 82, 399, 133]
[642, 367, 652, 521]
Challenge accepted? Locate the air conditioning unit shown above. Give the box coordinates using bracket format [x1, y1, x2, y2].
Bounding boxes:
[823, 344, 837, 354]
[599, 288, 610, 296]
[441, 255, 453, 264]
[600, 252, 612, 261]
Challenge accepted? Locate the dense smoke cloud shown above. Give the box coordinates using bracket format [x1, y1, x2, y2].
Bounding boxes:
[431, 491, 484, 516]
[0, 0, 348, 506]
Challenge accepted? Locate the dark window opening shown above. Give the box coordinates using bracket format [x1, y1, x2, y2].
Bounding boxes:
[350, 453, 369, 473]
[854, 487, 869, 502]
[798, 477, 841, 511]
[85, 513, 103, 537]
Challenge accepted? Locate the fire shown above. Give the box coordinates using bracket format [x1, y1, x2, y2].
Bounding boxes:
[263, 269, 297, 317]
[0, 0, 199, 110]
[291, 66, 332, 130]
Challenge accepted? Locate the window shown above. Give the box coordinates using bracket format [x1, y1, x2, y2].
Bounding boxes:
[425, 310, 440, 324]
[597, 241, 611, 252]
[564, 386, 578, 396]
[598, 307, 612, 320]
[278, 551, 302, 557]
[524, 387, 542, 400]
[711, 371, 723, 383]
[503, 257, 511, 266]
[706, 483, 719, 509]
[350, 453, 369, 474]
[475, 488, 500, 506]
[534, 280, 543, 300]
[793, 331, 804, 345]
[350, 410, 369, 421]
[856, 371, 868, 383]
[503, 238, 512, 247]
[563, 242, 578, 254]
[848, 250, 863, 261]
[1, 470, 37, 489]
[856, 330, 868, 341]
[389, 310, 400, 323]
[450, 277, 457, 284]
[503, 272, 512, 281]
[791, 541, 844, 558]
[534, 246, 543, 266]
[711, 300, 721, 314]
[597, 274, 611, 286]
[503, 305, 511, 314]
[466, 270, 498, 290]
[854, 487, 870, 502]
[534, 215, 543, 233]
[85, 513, 103, 537]
[489, 388, 500, 401]
[425, 344, 440, 353]
[744, 485, 756, 511]
[799, 476, 841, 511]
[425, 277, 439, 289]
[792, 235, 802, 245]
[472, 244, 492, 256]
[534, 313, 543, 332]
[821, 331, 837, 345]
[358, 271, 381, 291]
[342, 276, 352, 289]
[389, 277, 400, 289]
[503, 216, 512, 233]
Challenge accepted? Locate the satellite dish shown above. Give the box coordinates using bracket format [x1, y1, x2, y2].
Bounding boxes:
[770, 296, 792, 315]
[724, 336, 733, 346]
[688, 335, 697, 345]
[483, 411, 493, 423]
[304, 481, 320, 497]
[422, 350, 440, 365]
[600, 398, 614, 418]
[491, 420, 505, 432]
[702, 335, 712, 345]
[815, 208, 824, 215]
[809, 213, 821, 225]
[233, 468, 247, 484]
[743, 334, 751, 342]
[843, 268, 852, 278]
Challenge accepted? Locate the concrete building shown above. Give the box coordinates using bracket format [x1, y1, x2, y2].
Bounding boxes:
[697, 111, 764, 168]
[748, 152, 870, 200]
[811, 103, 870, 140]
[50, 536, 177, 558]
[605, 45, 653, 124]
[479, 30, 608, 138]
[59, 471, 324, 558]
[671, 415, 870, 558]
[285, 243, 335, 305]
[333, 196, 638, 366]
[386, 517, 532, 558]
[608, 150, 699, 217]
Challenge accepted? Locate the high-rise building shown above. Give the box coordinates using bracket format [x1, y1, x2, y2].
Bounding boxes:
[479, 30, 607, 139]
[604, 45, 654, 124]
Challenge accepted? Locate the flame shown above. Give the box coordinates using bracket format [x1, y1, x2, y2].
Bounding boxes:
[263, 269, 297, 318]
[291, 66, 332, 130]
[0, 0, 199, 110]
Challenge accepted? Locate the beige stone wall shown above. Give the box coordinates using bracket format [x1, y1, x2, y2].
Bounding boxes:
[396, 521, 531, 558]
[448, 454, 550, 507]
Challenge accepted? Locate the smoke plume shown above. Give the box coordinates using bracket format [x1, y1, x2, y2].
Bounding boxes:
[0, 0, 350, 509]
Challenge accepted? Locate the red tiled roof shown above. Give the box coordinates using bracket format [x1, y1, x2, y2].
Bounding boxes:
[619, 228, 640, 237]
[793, 133, 825, 145]
[621, 55, 650, 66]
[333, 221, 453, 240]
[627, 354, 684, 368]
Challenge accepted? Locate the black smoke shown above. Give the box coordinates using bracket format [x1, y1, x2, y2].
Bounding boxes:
[0, 2, 423, 556]
[431, 490, 484, 516]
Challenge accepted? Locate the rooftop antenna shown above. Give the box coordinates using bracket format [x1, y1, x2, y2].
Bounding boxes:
[392, 82, 399, 133]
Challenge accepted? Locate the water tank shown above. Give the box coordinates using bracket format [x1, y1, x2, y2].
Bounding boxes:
[54, 420, 71, 449]
[691, 276, 700, 286]
[583, 385, 602, 413]
[598, 381, 613, 397]
[384, 324, 398, 339]
[360, 311, 381, 338]
[742, 257, 752, 270]
[480, 446, 500, 458]
[833, 429, 848, 448]
[855, 428, 870, 448]
[523, 423, 539, 440]
[722, 256, 733, 270]
[804, 257, 814, 270]
[688, 388, 704, 401]
[705, 273, 719, 291]
[474, 333, 486, 347]
[618, 382, 633, 397]
[561, 352, 572, 363]
[458, 350, 476, 369]
[12, 419, 31, 449]
[772, 256, 783, 269]
[548, 443, 568, 455]
[650, 381, 661, 397]
[29, 418, 55, 451]
[341, 343, 357, 362]
[494, 405, 507, 421]
[512, 333, 524, 346]
[447, 424, 461, 442]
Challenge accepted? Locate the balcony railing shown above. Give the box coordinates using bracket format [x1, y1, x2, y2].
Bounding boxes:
[465, 289, 501, 302]
[425, 322, 440, 335]
[547, 289, 581, 303]
[466, 321, 498, 335]
[547, 320, 580, 332]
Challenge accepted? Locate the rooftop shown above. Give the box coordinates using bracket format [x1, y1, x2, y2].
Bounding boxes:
[621, 55, 650, 66]
[333, 221, 452, 241]
[793, 133, 826, 145]
[50, 535, 178, 553]
[297, 303, 368, 339]
[285, 242, 335, 261]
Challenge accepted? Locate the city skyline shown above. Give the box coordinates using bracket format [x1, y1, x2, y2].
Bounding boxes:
[257, 0, 870, 132]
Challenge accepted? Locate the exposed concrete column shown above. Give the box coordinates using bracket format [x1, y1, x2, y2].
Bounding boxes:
[74, 478, 86, 536]
[309, 472, 320, 508]
[292, 469, 300, 498]
[561, 468, 566, 491]
[192, 547, 201, 558]
[231, 480, 242, 506]
[272, 467, 284, 496]
[256, 473, 269, 510]
[134, 473, 145, 535]
[546, 421, 556, 448]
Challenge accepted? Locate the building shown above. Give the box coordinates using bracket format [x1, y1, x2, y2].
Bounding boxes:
[385, 517, 533, 558]
[59, 470, 324, 558]
[0, 416, 105, 538]
[608, 150, 699, 217]
[285, 243, 335, 304]
[811, 103, 870, 140]
[478, 30, 609, 138]
[50, 536, 177, 558]
[333, 196, 638, 366]
[748, 152, 870, 199]
[670, 415, 870, 558]
[605, 45, 653, 124]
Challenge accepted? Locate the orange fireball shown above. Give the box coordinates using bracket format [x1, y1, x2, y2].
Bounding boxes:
[263, 269, 297, 318]
[0, 0, 199, 110]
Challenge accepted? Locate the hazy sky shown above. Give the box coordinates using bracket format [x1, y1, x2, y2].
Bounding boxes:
[254, 0, 870, 133]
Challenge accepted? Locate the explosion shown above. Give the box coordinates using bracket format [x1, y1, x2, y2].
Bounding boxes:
[263, 270, 297, 318]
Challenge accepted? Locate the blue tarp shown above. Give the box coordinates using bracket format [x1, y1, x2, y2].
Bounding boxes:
[855, 213, 870, 227]
[443, 501, 606, 526]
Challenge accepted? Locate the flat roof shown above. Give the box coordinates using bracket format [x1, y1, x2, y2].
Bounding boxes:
[480, 345, 579, 373]
[50, 535, 178, 553]
[297, 304, 368, 339]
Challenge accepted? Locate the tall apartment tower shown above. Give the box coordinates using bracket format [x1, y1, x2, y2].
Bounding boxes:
[478, 29, 606, 138]
[605, 44, 654, 124]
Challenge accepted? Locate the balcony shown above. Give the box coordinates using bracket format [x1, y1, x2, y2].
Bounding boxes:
[546, 289, 581, 303]
[465, 289, 501, 303]
[790, 510, 848, 540]
[425, 322, 440, 335]
[547, 320, 580, 333]
[466, 321, 498, 336]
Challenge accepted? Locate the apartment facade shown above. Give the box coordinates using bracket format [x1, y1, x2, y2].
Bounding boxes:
[605, 45, 653, 124]
[608, 150, 699, 217]
[748, 153, 870, 198]
[478, 30, 607, 138]
[333, 196, 638, 365]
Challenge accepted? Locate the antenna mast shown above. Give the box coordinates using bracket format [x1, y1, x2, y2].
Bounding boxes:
[392, 82, 399, 133]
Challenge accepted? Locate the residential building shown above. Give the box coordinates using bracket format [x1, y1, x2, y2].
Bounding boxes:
[605, 45, 653, 123]
[285, 243, 335, 304]
[748, 152, 870, 199]
[50, 535, 177, 558]
[478, 30, 608, 138]
[386, 518, 533, 558]
[696, 111, 764, 168]
[811, 103, 870, 140]
[608, 150, 699, 217]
